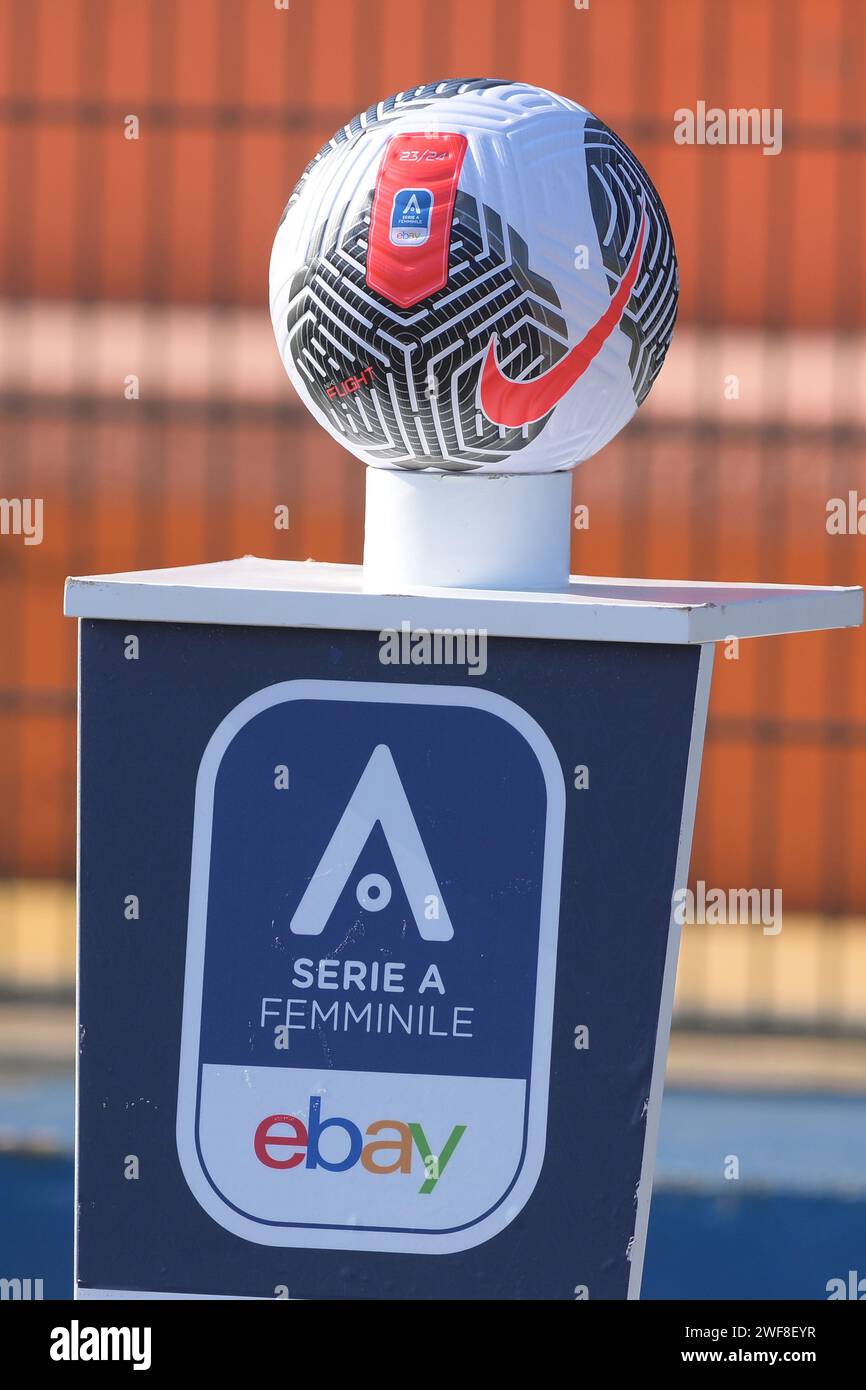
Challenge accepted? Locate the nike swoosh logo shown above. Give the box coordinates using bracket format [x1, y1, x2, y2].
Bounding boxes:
[479, 204, 648, 428]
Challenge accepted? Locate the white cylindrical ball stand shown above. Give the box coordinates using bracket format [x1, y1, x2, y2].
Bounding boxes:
[362, 468, 572, 592]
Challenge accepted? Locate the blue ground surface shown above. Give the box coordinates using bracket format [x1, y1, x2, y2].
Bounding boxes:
[1, 1079, 864, 1299]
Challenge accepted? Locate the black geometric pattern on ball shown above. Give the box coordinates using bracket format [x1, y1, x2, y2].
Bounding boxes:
[284, 191, 570, 471]
[583, 115, 679, 405]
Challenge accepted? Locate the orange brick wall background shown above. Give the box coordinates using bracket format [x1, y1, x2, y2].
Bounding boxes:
[0, 0, 864, 913]
[0, 0, 861, 324]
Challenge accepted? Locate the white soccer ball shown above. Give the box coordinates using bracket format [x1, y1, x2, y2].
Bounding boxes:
[270, 79, 678, 474]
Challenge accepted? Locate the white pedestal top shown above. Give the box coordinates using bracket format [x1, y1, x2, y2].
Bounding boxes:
[63, 555, 863, 646]
[362, 469, 573, 592]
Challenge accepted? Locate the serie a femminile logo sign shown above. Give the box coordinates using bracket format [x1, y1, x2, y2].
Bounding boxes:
[176, 680, 565, 1254]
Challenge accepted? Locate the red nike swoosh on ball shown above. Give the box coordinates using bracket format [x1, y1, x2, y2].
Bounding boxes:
[479, 206, 648, 428]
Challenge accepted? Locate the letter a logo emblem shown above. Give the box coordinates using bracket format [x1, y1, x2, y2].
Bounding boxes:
[290, 743, 453, 941]
[178, 679, 564, 1253]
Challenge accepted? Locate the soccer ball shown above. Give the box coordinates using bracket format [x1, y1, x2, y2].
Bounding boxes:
[269, 79, 678, 475]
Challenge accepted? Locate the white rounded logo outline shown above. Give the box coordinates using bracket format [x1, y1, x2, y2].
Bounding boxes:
[176, 679, 565, 1254]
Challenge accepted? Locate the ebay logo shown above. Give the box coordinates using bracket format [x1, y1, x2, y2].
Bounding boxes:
[254, 1098, 466, 1194]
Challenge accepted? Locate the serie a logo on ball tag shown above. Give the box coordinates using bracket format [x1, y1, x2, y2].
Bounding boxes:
[390, 188, 433, 246]
[176, 680, 565, 1253]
